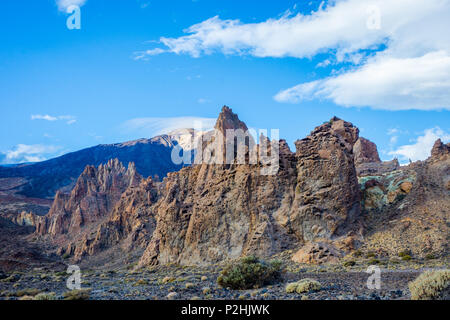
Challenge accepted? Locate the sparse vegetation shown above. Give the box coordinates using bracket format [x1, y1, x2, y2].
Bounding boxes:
[368, 258, 380, 265]
[202, 287, 211, 295]
[398, 250, 411, 258]
[15, 288, 41, 297]
[1, 274, 20, 283]
[34, 292, 57, 300]
[63, 289, 91, 300]
[286, 279, 321, 294]
[62, 253, 71, 260]
[353, 250, 363, 258]
[408, 270, 450, 300]
[185, 282, 195, 289]
[217, 256, 282, 290]
[160, 276, 176, 284]
[343, 260, 356, 267]
[134, 279, 149, 286]
[389, 257, 400, 265]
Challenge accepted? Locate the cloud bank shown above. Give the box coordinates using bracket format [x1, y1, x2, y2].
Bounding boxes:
[0, 144, 61, 164]
[122, 117, 216, 137]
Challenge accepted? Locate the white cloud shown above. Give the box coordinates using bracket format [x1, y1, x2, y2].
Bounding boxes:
[0, 144, 61, 164]
[388, 127, 450, 163]
[316, 59, 331, 68]
[31, 114, 77, 125]
[274, 51, 450, 110]
[197, 98, 211, 104]
[122, 116, 216, 137]
[56, 0, 86, 12]
[145, 0, 450, 111]
[133, 48, 166, 61]
[31, 114, 58, 121]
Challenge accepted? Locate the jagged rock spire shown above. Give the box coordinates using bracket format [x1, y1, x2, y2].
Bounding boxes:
[431, 139, 450, 159]
[214, 106, 248, 134]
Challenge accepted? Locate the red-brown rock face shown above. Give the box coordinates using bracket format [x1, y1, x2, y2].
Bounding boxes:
[290, 117, 361, 241]
[353, 137, 381, 165]
[431, 139, 450, 160]
[354, 137, 400, 176]
[69, 177, 158, 261]
[35, 108, 366, 266]
[37, 159, 142, 236]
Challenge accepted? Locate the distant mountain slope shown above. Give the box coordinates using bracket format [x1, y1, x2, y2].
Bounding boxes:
[0, 135, 186, 199]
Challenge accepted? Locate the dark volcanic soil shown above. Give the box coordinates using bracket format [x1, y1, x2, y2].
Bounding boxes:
[0, 263, 436, 300]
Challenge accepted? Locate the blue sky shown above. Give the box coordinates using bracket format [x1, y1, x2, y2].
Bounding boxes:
[0, 0, 449, 164]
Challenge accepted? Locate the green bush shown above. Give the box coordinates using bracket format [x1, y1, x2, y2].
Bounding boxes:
[217, 256, 282, 290]
[425, 254, 435, 260]
[343, 260, 356, 267]
[34, 292, 57, 300]
[133, 279, 149, 286]
[63, 289, 91, 300]
[368, 258, 380, 265]
[401, 255, 412, 261]
[398, 250, 411, 258]
[15, 288, 41, 297]
[409, 270, 450, 300]
[286, 279, 321, 294]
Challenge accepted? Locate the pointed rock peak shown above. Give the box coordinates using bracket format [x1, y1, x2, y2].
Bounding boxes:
[431, 139, 450, 158]
[214, 105, 248, 134]
[304, 117, 359, 153]
[105, 158, 122, 170]
[82, 165, 97, 177]
[330, 116, 341, 122]
[279, 139, 294, 154]
[127, 162, 137, 173]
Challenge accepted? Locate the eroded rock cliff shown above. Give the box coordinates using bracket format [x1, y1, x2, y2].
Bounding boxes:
[138, 110, 362, 266]
[36, 159, 141, 237]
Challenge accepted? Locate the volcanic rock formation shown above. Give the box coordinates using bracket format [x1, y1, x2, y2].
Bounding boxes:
[36, 159, 142, 236]
[353, 137, 400, 176]
[32, 107, 449, 268]
[138, 108, 363, 266]
[354, 137, 381, 165]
